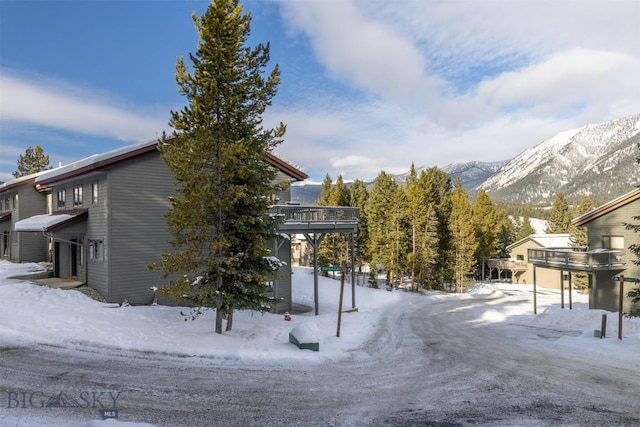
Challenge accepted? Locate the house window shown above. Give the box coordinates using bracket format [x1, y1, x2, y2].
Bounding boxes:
[516, 254, 524, 261]
[12, 194, 17, 209]
[73, 185, 83, 207]
[88, 239, 104, 261]
[92, 182, 99, 205]
[57, 189, 66, 209]
[602, 235, 624, 249]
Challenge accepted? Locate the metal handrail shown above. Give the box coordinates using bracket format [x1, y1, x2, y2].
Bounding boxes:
[527, 248, 625, 269]
[270, 205, 360, 223]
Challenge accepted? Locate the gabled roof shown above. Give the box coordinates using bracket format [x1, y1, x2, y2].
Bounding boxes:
[507, 233, 571, 251]
[572, 187, 640, 226]
[34, 139, 308, 189]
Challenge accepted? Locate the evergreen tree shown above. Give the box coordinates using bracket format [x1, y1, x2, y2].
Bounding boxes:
[495, 209, 515, 259]
[405, 164, 440, 290]
[317, 175, 349, 268]
[349, 179, 370, 275]
[570, 195, 595, 289]
[317, 174, 333, 205]
[546, 192, 571, 233]
[624, 217, 640, 316]
[155, 0, 285, 334]
[449, 178, 477, 292]
[472, 190, 500, 280]
[364, 171, 403, 286]
[516, 210, 536, 240]
[13, 145, 52, 177]
[570, 195, 595, 248]
[421, 167, 453, 288]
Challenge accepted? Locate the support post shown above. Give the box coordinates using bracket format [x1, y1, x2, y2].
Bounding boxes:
[618, 275, 624, 340]
[313, 234, 319, 316]
[350, 232, 356, 309]
[560, 270, 565, 309]
[568, 271, 572, 310]
[336, 260, 346, 338]
[533, 265, 537, 314]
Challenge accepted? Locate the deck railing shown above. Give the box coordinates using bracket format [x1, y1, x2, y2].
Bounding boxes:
[527, 248, 625, 270]
[270, 205, 360, 224]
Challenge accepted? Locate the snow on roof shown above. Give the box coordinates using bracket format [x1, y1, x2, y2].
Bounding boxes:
[507, 233, 572, 250]
[529, 233, 572, 248]
[0, 169, 51, 193]
[35, 139, 158, 185]
[14, 212, 85, 232]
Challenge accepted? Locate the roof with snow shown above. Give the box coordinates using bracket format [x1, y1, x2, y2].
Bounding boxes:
[13, 210, 88, 232]
[507, 233, 572, 251]
[0, 170, 49, 194]
[33, 139, 307, 188]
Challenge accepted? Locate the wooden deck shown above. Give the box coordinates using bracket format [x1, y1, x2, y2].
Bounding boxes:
[271, 205, 360, 233]
[527, 248, 625, 272]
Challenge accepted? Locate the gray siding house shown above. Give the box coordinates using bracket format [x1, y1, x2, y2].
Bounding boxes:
[14, 140, 310, 310]
[0, 173, 49, 262]
[570, 188, 640, 313]
[527, 187, 640, 313]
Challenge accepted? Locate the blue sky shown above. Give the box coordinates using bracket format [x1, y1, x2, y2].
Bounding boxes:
[1, 0, 639, 183]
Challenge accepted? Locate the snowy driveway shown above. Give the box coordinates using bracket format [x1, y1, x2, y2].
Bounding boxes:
[2, 291, 639, 427]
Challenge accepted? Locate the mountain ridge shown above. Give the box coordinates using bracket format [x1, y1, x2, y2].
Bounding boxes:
[291, 114, 640, 205]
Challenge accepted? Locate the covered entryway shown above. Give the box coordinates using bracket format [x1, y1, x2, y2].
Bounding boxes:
[14, 210, 88, 282]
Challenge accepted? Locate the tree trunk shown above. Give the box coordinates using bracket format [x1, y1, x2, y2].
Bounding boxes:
[226, 309, 234, 332]
[215, 306, 223, 334]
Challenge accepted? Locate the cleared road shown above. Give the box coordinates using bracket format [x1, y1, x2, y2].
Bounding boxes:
[1, 293, 639, 426]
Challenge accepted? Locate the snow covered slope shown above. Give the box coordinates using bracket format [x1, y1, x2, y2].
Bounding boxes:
[480, 114, 640, 203]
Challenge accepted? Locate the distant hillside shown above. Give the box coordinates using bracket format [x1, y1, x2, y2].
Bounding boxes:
[290, 161, 505, 204]
[479, 114, 640, 203]
[291, 114, 640, 205]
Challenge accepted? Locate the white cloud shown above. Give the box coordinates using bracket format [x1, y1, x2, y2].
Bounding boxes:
[476, 49, 640, 116]
[271, 0, 640, 180]
[0, 69, 168, 142]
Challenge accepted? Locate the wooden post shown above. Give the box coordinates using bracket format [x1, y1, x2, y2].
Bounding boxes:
[336, 260, 346, 338]
[618, 275, 624, 340]
[560, 270, 565, 309]
[533, 265, 537, 315]
[313, 234, 319, 316]
[568, 272, 572, 310]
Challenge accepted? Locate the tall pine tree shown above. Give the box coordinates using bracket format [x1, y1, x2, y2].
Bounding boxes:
[155, 0, 285, 334]
[450, 178, 477, 292]
[317, 175, 349, 268]
[422, 167, 453, 288]
[546, 192, 571, 233]
[349, 179, 369, 276]
[472, 190, 500, 281]
[364, 171, 404, 286]
[13, 145, 52, 177]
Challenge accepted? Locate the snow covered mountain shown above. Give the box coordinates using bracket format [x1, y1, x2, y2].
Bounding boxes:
[391, 160, 506, 188]
[479, 114, 640, 203]
[441, 160, 508, 189]
[291, 115, 640, 205]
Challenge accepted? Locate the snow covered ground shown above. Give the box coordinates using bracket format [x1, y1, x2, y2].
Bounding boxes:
[0, 260, 638, 426]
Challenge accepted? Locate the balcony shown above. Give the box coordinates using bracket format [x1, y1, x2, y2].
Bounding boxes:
[527, 248, 626, 272]
[270, 205, 360, 233]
